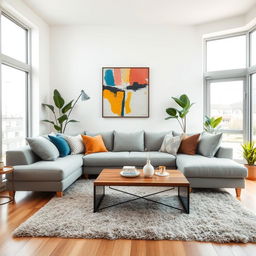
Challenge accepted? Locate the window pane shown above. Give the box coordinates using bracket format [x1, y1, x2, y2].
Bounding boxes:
[1, 15, 27, 63]
[207, 35, 246, 71]
[250, 30, 256, 67]
[253, 74, 256, 141]
[222, 133, 243, 160]
[210, 80, 243, 130]
[1, 65, 27, 159]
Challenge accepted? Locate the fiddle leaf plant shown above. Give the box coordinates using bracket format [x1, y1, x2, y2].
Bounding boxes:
[42, 89, 79, 133]
[204, 116, 223, 134]
[242, 142, 256, 166]
[165, 94, 194, 133]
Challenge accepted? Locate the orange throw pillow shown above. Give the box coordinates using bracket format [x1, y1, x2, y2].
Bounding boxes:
[178, 134, 200, 155]
[81, 135, 108, 154]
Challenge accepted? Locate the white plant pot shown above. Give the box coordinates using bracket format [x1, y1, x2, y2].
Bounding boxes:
[143, 160, 154, 177]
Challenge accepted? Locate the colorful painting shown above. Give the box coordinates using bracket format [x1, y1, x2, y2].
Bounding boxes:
[102, 67, 149, 117]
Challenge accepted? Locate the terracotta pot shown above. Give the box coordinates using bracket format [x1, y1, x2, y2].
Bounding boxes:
[245, 164, 256, 181]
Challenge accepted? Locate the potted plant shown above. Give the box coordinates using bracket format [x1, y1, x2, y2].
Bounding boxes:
[165, 94, 194, 133]
[204, 115, 222, 134]
[42, 89, 90, 133]
[242, 142, 256, 180]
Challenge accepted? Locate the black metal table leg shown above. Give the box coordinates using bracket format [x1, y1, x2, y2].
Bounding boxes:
[178, 186, 190, 214]
[93, 185, 105, 212]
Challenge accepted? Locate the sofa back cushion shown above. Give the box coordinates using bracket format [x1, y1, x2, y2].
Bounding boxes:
[26, 136, 59, 161]
[85, 131, 113, 151]
[145, 131, 171, 151]
[113, 131, 144, 152]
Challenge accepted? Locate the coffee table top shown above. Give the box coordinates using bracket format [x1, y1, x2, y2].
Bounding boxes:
[94, 169, 189, 187]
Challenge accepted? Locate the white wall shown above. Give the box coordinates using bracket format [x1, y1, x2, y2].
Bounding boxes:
[0, 0, 50, 135]
[50, 25, 203, 134]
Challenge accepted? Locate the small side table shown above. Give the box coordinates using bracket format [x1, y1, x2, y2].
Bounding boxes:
[0, 166, 14, 205]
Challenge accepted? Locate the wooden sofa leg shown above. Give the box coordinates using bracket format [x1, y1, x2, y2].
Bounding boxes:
[84, 173, 89, 179]
[235, 188, 241, 197]
[56, 192, 63, 197]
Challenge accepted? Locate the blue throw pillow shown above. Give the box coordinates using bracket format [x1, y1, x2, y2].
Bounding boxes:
[48, 135, 71, 157]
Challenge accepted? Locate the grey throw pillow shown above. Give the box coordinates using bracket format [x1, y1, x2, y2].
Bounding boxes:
[160, 133, 181, 155]
[113, 131, 144, 151]
[198, 132, 223, 157]
[26, 136, 59, 161]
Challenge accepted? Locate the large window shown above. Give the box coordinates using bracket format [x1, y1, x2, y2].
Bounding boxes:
[206, 35, 246, 72]
[207, 79, 244, 159]
[0, 11, 31, 161]
[204, 27, 256, 161]
[250, 30, 256, 67]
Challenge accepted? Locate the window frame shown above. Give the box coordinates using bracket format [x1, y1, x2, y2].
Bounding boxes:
[205, 77, 246, 135]
[0, 9, 32, 161]
[204, 25, 256, 161]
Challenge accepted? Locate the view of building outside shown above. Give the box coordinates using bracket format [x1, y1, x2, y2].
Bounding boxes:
[1, 65, 27, 160]
[210, 80, 244, 159]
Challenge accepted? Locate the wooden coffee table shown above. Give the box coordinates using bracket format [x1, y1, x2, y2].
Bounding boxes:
[93, 169, 190, 214]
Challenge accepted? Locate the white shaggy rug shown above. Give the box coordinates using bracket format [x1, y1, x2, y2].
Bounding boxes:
[13, 180, 256, 243]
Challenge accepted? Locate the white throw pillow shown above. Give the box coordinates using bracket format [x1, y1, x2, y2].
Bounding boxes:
[160, 133, 181, 155]
[61, 134, 84, 154]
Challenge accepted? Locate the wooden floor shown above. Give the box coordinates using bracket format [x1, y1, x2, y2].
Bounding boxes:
[1, 180, 256, 256]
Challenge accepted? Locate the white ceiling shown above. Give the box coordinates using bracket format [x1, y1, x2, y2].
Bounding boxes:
[23, 0, 256, 26]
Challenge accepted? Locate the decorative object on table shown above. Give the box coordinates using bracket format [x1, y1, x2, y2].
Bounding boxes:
[155, 166, 169, 176]
[121, 166, 140, 177]
[197, 132, 223, 157]
[102, 67, 149, 118]
[165, 94, 194, 133]
[42, 89, 90, 133]
[143, 150, 154, 177]
[204, 115, 223, 134]
[0, 166, 14, 205]
[159, 133, 181, 155]
[242, 141, 256, 180]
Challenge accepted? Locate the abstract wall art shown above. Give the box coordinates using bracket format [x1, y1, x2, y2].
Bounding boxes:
[102, 67, 149, 118]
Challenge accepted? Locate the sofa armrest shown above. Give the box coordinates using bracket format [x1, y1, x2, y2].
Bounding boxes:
[215, 146, 233, 159]
[6, 146, 39, 166]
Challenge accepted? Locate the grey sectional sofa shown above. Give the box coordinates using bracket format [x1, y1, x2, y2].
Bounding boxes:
[6, 130, 247, 198]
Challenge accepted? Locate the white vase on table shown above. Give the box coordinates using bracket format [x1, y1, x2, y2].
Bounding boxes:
[143, 159, 154, 177]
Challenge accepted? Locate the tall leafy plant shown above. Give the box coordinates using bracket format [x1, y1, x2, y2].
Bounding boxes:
[204, 116, 223, 134]
[165, 94, 194, 133]
[242, 142, 256, 165]
[42, 89, 79, 133]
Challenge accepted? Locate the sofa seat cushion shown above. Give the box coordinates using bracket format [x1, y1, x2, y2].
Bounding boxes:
[176, 154, 247, 178]
[83, 151, 176, 167]
[83, 152, 130, 167]
[129, 152, 176, 167]
[9, 154, 83, 182]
